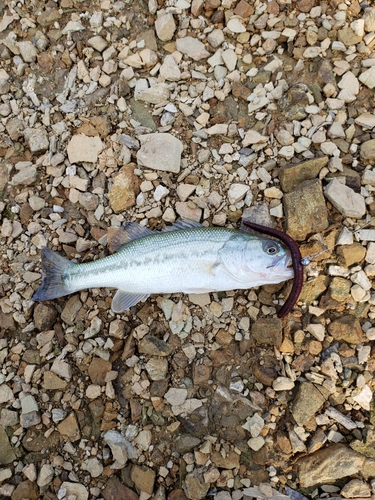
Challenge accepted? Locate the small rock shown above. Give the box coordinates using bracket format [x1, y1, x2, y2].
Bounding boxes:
[67, 134, 104, 163]
[273, 377, 295, 391]
[155, 12, 176, 42]
[102, 477, 138, 500]
[352, 385, 373, 411]
[325, 178, 366, 218]
[104, 430, 128, 467]
[341, 479, 371, 499]
[145, 357, 168, 381]
[87, 36, 108, 52]
[248, 436, 265, 451]
[57, 412, 81, 441]
[338, 27, 362, 46]
[359, 66, 375, 89]
[284, 179, 329, 240]
[33, 303, 57, 330]
[361, 139, 375, 164]
[292, 382, 327, 426]
[338, 71, 359, 95]
[18, 41, 38, 62]
[24, 128, 49, 153]
[222, 48, 237, 71]
[328, 315, 363, 344]
[159, 54, 181, 81]
[138, 336, 172, 356]
[177, 184, 196, 201]
[43, 372, 67, 390]
[137, 133, 183, 173]
[242, 130, 268, 147]
[83, 457, 103, 478]
[165, 387, 188, 406]
[227, 184, 249, 204]
[183, 469, 210, 500]
[108, 164, 140, 213]
[37, 464, 54, 487]
[0, 426, 16, 464]
[207, 29, 225, 48]
[298, 444, 365, 488]
[131, 465, 156, 495]
[211, 450, 240, 469]
[363, 7, 375, 33]
[61, 295, 82, 325]
[88, 357, 112, 385]
[175, 201, 202, 222]
[12, 481, 38, 500]
[60, 482, 89, 500]
[176, 36, 210, 61]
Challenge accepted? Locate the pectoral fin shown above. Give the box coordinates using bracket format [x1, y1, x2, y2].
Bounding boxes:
[112, 290, 150, 313]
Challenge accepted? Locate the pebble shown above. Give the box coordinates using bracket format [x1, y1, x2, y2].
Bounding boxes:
[248, 436, 265, 451]
[341, 479, 371, 499]
[18, 41, 38, 63]
[164, 388, 188, 406]
[352, 385, 373, 411]
[37, 464, 54, 487]
[227, 184, 249, 204]
[359, 66, 375, 89]
[176, 37, 210, 61]
[155, 12, 176, 42]
[137, 133, 183, 173]
[24, 128, 49, 153]
[298, 444, 365, 488]
[67, 134, 104, 163]
[108, 164, 140, 213]
[324, 178, 366, 218]
[0, 426, 16, 464]
[160, 54, 181, 81]
[284, 179, 329, 240]
[103, 431, 128, 467]
[57, 413, 81, 441]
[360, 139, 375, 164]
[272, 377, 295, 391]
[59, 482, 88, 500]
[183, 470, 210, 500]
[131, 465, 155, 495]
[292, 382, 327, 426]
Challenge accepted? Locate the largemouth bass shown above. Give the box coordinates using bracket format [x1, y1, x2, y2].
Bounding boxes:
[33, 220, 294, 313]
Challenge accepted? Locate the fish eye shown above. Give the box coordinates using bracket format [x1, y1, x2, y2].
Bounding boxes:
[264, 242, 279, 255]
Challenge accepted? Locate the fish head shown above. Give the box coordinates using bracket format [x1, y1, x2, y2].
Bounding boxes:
[242, 237, 294, 284]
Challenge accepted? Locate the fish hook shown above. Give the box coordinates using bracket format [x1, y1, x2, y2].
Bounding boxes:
[242, 220, 306, 318]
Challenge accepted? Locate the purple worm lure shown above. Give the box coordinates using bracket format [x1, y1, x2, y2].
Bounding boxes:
[242, 220, 305, 318]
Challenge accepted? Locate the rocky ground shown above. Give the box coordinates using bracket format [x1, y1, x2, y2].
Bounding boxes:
[1, 0, 375, 499]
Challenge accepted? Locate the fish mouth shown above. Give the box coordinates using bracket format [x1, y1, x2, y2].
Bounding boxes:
[267, 253, 292, 269]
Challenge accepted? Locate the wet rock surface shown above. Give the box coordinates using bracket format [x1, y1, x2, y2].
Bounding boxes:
[1, 0, 375, 499]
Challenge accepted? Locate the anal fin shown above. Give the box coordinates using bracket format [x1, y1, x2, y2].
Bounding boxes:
[112, 290, 150, 313]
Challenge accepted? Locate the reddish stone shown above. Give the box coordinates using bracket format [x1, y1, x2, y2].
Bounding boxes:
[102, 477, 139, 500]
[234, 0, 254, 18]
[297, 0, 316, 13]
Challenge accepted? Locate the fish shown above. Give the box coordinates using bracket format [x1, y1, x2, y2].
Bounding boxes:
[32, 219, 294, 313]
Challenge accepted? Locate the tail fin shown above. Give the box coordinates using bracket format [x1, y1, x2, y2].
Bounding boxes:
[33, 247, 74, 302]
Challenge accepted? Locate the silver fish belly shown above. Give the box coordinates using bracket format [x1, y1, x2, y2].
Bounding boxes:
[33, 220, 293, 313]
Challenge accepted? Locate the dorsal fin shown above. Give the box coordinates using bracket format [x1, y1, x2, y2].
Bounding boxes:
[163, 219, 203, 232]
[109, 222, 154, 252]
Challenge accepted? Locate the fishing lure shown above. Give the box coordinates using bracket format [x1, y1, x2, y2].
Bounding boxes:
[242, 220, 305, 318]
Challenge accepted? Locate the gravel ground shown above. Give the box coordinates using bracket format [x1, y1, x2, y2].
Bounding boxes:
[1, 0, 375, 499]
